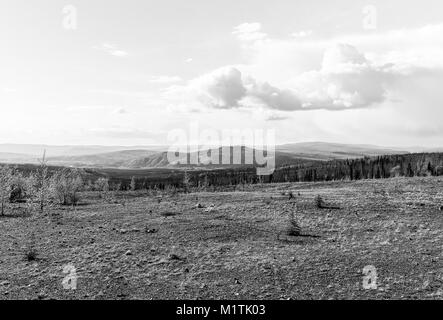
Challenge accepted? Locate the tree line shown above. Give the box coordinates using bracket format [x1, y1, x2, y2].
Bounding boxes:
[188, 153, 443, 186]
[2, 153, 443, 209]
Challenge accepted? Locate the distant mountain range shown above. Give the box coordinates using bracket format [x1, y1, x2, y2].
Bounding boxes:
[0, 144, 167, 158]
[0, 142, 440, 169]
[276, 142, 411, 160]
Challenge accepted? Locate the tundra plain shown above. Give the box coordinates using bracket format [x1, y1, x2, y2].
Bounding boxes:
[0, 177, 442, 300]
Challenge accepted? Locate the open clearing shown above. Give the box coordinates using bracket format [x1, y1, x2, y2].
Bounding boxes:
[0, 177, 442, 300]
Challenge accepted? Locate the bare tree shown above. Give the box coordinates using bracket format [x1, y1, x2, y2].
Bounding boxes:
[24, 172, 37, 215]
[36, 150, 50, 213]
[51, 168, 83, 206]
[183, 171, 192, 193]
[286, 206, 301, 236]
[130, 176, 136, 191]
[0, 165, 13, 216]
[95, 177, 110, 199]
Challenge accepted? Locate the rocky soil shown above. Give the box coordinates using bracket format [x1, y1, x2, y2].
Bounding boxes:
[0, 177, 442, 299]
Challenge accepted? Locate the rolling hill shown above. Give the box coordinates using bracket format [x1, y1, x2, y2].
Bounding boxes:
[0, 152, 37, 163]
[0, 142, 417, 169]
[0, 144, 167, 158]
[46, 150, 160, 168]
[125, 146, 316, 169]
[276, 142, 410, 160]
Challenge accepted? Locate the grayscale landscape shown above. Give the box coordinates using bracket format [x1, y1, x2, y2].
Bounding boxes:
[0, 0, 442, 301]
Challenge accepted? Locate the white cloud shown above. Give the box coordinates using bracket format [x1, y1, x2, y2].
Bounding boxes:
[290, 44, 388, 109]
[163, 66, 303, 111]
[245, 77, 303, 110]
[94, 43, 128, 57]
[191, 67, 247, 108]
[232, 22, 267, 42]
[154, 22, 443, 148]
[164, 44, 390, 111]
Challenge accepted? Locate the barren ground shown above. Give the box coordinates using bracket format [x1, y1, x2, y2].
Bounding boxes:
[0, 177, 442, 300]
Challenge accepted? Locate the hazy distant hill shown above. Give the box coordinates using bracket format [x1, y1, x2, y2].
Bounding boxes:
[126, 147, 314, 169]
[0, 144, 167, 158]
[47, 150, 160, 167]
[276, 142, 410, 160]
[0, 142, 421, 168]
[0, 152, 37, 163]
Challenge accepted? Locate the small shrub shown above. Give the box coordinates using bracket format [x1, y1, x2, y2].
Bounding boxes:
[161, 211, 179, 217]
[94, 177, 109, 192]
[9, 171, 29, 203]
[182, 171, 192, 193]
[165, 185, 178, 196]
[25, 248, 38, 262]
[168, 253, 181, 261]
[50, 169, 83, 205]
[315, 195, 324, 208]
[25, 232, 38, 261]
[95, 177, 110, 200]
[286, 210, 301, 236]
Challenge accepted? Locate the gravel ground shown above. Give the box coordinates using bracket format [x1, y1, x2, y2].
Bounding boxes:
[0, 177, 442, 300]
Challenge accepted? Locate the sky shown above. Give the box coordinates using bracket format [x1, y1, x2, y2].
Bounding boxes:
[1, 0, 443, 147]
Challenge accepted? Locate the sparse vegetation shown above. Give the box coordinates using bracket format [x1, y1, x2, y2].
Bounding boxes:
[182, 171, 192, 193]
[314, 194, 340, 210]
[0, 176, 442, 299]
[0, 165, 13, 215]
[9, 170, 27, 203]
[50, 169, 84, 206]
[286, 208, 301, 236]
[94, 177, 110, 199]
[24, 246, 38, 262]
[315, 194, 324, 208]
[24, 232, 38, 262]
[130, 176, 136, 191]
[36, 152, 50, 213]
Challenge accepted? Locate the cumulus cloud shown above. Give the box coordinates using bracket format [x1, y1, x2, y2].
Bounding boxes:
[164, 66, 303, 111]
[189, 67, 247, 109]
[166, 44, 391, 111]
[321, 44, 367, 71]
[291, 44, 388, 109]
[165, 23, 443, 116]
[245, 78, 303, 110]
[336, 24, 443, 72]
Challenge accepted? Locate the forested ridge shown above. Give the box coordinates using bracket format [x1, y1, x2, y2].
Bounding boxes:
[4, 152, 443, 191]
[192, 153, 443, 187]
